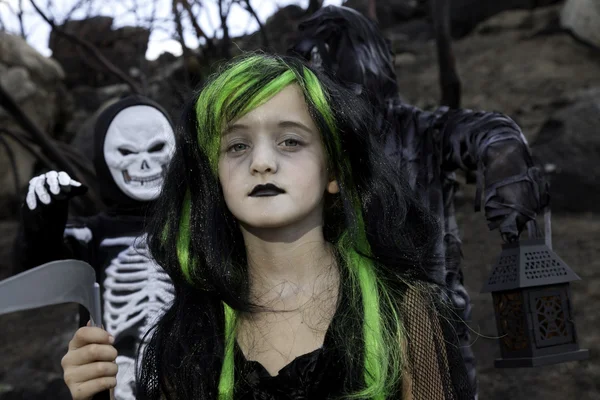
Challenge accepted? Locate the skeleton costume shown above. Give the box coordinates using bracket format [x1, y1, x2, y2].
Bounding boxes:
[290, 6, 549, 396]
[15, 96, 176, 400]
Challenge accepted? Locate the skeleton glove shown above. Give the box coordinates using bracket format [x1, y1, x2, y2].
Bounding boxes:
[22, 171, 88, 236]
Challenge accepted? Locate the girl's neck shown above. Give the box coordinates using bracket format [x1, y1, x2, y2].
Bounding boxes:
[240, 221, 338, 307]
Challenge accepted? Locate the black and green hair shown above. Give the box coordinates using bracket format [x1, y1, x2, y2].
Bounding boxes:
[138, 53, 444, 400]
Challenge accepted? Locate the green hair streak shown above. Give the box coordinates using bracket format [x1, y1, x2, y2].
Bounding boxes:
[174, 54, 405, 399]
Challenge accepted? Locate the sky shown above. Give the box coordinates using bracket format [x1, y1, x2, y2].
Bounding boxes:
[0, 0, 344, 60]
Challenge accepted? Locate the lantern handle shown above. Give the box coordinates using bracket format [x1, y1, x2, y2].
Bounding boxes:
[526, 205, 552, 250]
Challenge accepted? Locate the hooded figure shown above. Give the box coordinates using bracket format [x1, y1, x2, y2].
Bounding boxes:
[290, 6, 549, 398]
[15, 95, 177, 400]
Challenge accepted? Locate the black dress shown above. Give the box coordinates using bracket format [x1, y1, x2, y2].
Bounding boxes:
[234, 312, 347, 400]
[235, 343, 345, 399]
[233, 286, 475, 400]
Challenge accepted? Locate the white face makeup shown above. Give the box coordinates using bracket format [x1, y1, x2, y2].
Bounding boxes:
[103, 105, 175, 201]
[218, 84, 339, 231]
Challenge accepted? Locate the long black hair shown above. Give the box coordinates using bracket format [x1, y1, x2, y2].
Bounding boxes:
[136, 53, 443, 399]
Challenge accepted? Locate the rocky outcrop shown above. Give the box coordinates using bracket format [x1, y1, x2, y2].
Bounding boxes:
[561, 0, 600, 49]
[345, 0, 563, 40]
[49, 16, 150, 88]
[531, 87, 600, 213]
[68, 84, 130, 161]
[0, 32, 70, 219]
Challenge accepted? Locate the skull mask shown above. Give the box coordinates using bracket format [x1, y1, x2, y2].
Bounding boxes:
[103, 105, 175, 201]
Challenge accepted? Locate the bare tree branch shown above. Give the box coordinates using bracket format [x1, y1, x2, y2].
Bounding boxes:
[218, 0, 232, 58]
[17, 0, 27, 38]
[196, 0, 216, 34]
[127, 15, 173, 27]
[0, 129, 58, 176]
[430, 0, 461, 108]
[0, 82, 78, 178]
[29, 0, 142, 93]
[45, 0, 58, 22]
[236, 0, 269, 48]
[172, 0, 191, 87]
[63, 0, 92, 22]
[3, 0, 27, 38]
[368, 0, 377, 22]
[0, 133, 21, 196]
[178, 0, 218, 55]
[306, 0, 323, 15]
[0, 128, 104, 212]
[85, 0, 95, 19]
[132, 0, 142, 25]
[148, 0, 159, 33]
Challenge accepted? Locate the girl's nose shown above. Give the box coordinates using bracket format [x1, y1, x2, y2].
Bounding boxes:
[250, 142, 278, 175]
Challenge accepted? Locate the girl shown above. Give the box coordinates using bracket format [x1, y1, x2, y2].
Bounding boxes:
[61, 53, 474, 400]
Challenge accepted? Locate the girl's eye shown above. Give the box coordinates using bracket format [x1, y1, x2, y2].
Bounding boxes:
[228, 143, 249, 152]
[281, 139, 300, 147]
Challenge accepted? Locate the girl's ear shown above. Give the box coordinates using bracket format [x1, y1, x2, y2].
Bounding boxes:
[327, 179, 340, 194]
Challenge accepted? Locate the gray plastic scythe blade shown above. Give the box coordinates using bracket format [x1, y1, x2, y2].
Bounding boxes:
[0, 259, 102, 327]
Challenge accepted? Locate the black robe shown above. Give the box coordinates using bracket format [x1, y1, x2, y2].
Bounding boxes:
[14, 95, 175, 400]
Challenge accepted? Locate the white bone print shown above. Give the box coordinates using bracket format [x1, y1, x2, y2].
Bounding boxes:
[100, 235, 174, 400]
[101, 236, 173, 338]
[114, 355, 136, 400]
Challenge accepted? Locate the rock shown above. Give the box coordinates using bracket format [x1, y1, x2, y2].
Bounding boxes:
[146, 55, 202, 120]
[0, 221, 19, 279]
[0, 303, 78, 400]
[0, 33, 71, 217]
[49, 16, 150, 88]
[65, 84, 131, 142]
[449, 0, 563, 38]
[476, 5, 563, 36]
[476, 9, 534, 34]
[259, 4, 307, 53]
[0, 32, 64, 83]
[394, 52, 418, 65]
[0, 33, 67, 136]
[69, 90, 128, 163]
[343, 0, 424, 29]
[0, 374, 70, 400]
[343, 0, 563, 39]
[561, 0, 600, 49]
[530, 87, 600, 213]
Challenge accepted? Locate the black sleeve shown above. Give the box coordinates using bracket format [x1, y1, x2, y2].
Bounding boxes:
[12, 199, 94, 274]
[382, 102, 532, 175]
[384, 103, 547, 239]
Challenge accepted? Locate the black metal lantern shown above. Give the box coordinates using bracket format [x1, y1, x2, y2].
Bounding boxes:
[481, 212, 589, 368]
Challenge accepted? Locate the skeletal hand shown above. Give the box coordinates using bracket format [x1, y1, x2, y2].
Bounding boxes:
[25, 171, 85, 211]
[61, 322, 118, 400]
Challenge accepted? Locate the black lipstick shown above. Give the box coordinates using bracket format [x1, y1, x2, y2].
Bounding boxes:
[249, 183, 285, 197]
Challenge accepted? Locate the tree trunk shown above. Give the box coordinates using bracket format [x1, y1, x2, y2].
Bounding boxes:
[306, 0, 323, 15]
[367, 0, 377, 22]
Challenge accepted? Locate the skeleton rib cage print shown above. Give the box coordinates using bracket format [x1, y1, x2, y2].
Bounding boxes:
[100, 235, 174, 400]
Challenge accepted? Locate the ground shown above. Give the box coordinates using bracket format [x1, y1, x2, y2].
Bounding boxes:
[0, 4, 598, 399]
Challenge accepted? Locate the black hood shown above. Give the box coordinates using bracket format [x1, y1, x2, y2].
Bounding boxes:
[289, 6, 399, 109]
[93, 95, 174, 214]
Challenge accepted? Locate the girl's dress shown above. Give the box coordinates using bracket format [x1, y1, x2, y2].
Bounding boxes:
[235, 287, 475, 400]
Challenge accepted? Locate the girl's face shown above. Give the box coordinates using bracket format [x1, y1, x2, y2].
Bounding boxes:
[218, 84, 339, 231]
